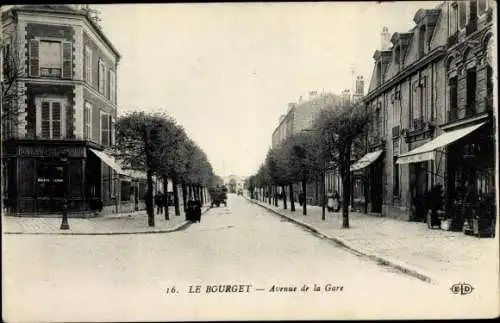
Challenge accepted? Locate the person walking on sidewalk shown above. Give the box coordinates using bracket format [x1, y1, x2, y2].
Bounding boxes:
[155, 191, 165, 215]
[299, 191, 304, 206]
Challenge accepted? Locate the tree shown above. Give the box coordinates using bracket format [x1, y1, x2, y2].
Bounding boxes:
[1, 33, 25, 140]
[312, 102, 371, 228]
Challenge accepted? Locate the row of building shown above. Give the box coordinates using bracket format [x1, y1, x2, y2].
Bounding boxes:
[1, 5, 151, 216]
[271, 0, 496, 235]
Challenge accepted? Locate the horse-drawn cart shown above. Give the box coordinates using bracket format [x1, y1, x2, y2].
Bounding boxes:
[210, 186, 228, 207]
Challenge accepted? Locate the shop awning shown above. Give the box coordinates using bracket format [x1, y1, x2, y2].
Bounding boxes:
[89, 148, 126, 175]
[396, 121, 487, 165]
[350, 149, 383, 172]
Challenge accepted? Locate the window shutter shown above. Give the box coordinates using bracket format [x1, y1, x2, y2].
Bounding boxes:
[107, 69, 111, 100]
[52, 102, 62, 139]
[29, 40, 39, 77]
[62, 41, 72, 79]
[109, 115, 113, 145]
[41, 102, 50, 138]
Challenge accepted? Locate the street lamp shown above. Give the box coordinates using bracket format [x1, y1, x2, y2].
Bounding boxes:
[59, 150, 70, 230]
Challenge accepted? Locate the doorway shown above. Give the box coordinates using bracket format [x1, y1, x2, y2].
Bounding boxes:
[410, 161, 429, 222]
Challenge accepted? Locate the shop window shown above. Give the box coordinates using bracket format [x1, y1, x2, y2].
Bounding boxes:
[466, 68, 476, 116]
[37, 162, 65, 198]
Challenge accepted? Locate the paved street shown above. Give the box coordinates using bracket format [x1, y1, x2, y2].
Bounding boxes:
[2, 195, 493, 321]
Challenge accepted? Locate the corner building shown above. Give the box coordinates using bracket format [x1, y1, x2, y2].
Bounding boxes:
[1, 5, 132, 216]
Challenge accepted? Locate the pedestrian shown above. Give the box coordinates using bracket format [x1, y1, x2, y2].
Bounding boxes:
[155, 191, 164, 215]
[186, 196, 196, 222]
[298, 191, 304, 206]
[194, 197, 202, 222]
[327, 191, 340, 213]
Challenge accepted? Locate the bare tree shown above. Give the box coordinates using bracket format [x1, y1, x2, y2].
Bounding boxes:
[1, 33, 25, 139]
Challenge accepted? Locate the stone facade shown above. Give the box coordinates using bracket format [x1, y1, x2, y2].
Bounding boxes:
[360, 0, 495, 231]
[1, 5, 124, 216]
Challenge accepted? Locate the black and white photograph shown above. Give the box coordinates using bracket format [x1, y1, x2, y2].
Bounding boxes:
[1, 1, 498, 321]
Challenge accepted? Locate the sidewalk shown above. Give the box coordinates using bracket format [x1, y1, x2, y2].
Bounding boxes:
[3, 205, 211, 235]
[248, 197, 498, 286]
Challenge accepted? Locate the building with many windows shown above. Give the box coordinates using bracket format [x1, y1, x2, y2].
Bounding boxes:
[1, 5, 145, 215]
[352, 0, 495, 235]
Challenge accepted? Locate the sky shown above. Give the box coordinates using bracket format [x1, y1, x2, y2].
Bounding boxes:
[93, 1, 441, 179]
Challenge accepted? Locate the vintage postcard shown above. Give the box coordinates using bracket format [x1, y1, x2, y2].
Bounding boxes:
[1, 1, 499, 321]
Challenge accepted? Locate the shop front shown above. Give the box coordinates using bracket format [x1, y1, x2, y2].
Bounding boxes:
[350, 149, 384, 214]
[397, 119, 495, 237]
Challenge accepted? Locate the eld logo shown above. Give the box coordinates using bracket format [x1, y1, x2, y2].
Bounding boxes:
[450, 282, 474, 295]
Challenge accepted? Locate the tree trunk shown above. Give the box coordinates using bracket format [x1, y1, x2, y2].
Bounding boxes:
[188, 184, 193, 200]
[302, 178, 307, 216]
[274, 186, 278, 207]
[200, 185, 204, 204]
[321, 170, 326, 221]
[172, 176, 181, 216]
[268, 185, 272, 204]
[146, 169, 155, 227]
[341, 143, 352, 228]
[163, 175, 169, 220]
[182, 183, 187, 213]
[289, 183, 295, 212]
[282, 185, 287, 210]
[315, 176, 319, 206]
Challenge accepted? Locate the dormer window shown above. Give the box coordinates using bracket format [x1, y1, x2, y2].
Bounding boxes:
[376, 61, 382, 86]
[393, 45, 401, 67]
[418, 25, 426, 58]
[478, 0, 489, 15]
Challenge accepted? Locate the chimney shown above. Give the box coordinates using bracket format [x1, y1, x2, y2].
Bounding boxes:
[381, 26, 390, 51]
[342, 89, 351, 105]
[355, 75, 364, 96]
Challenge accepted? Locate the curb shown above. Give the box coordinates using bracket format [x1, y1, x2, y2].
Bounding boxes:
[3, 207, 212, 236]
[246, 196, 441, 285]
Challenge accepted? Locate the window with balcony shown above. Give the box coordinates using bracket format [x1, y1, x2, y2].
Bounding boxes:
[84, 102, 92, 140]
[36, 98, 66, 139]
[30, 39, 72, 79]
[84, 46, 92, 84]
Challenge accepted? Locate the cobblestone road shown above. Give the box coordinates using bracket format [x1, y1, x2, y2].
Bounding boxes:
[2, 195, 495, 321]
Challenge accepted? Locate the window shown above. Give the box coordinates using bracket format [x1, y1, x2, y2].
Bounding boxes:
[84, 102, 92, 140]
[84, 46, 92, 84]
[450, 2, 459, 35]
[466, 67, 476, 116]
[98, 59, 106, 94]
[393, 46, 400, 68]
[418, 25, 426, 58]
[376, 62, 382, 86]
[36, 98, 66, 139]
[478, 0, 489, 15]
[100, 112, 112, 146]
[449, 76, 458, 120]
[39, 40, 61, 77]
[29, 39, 72, 79]
[459, 1, 467, 29]
[109, 69, 116, 104]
